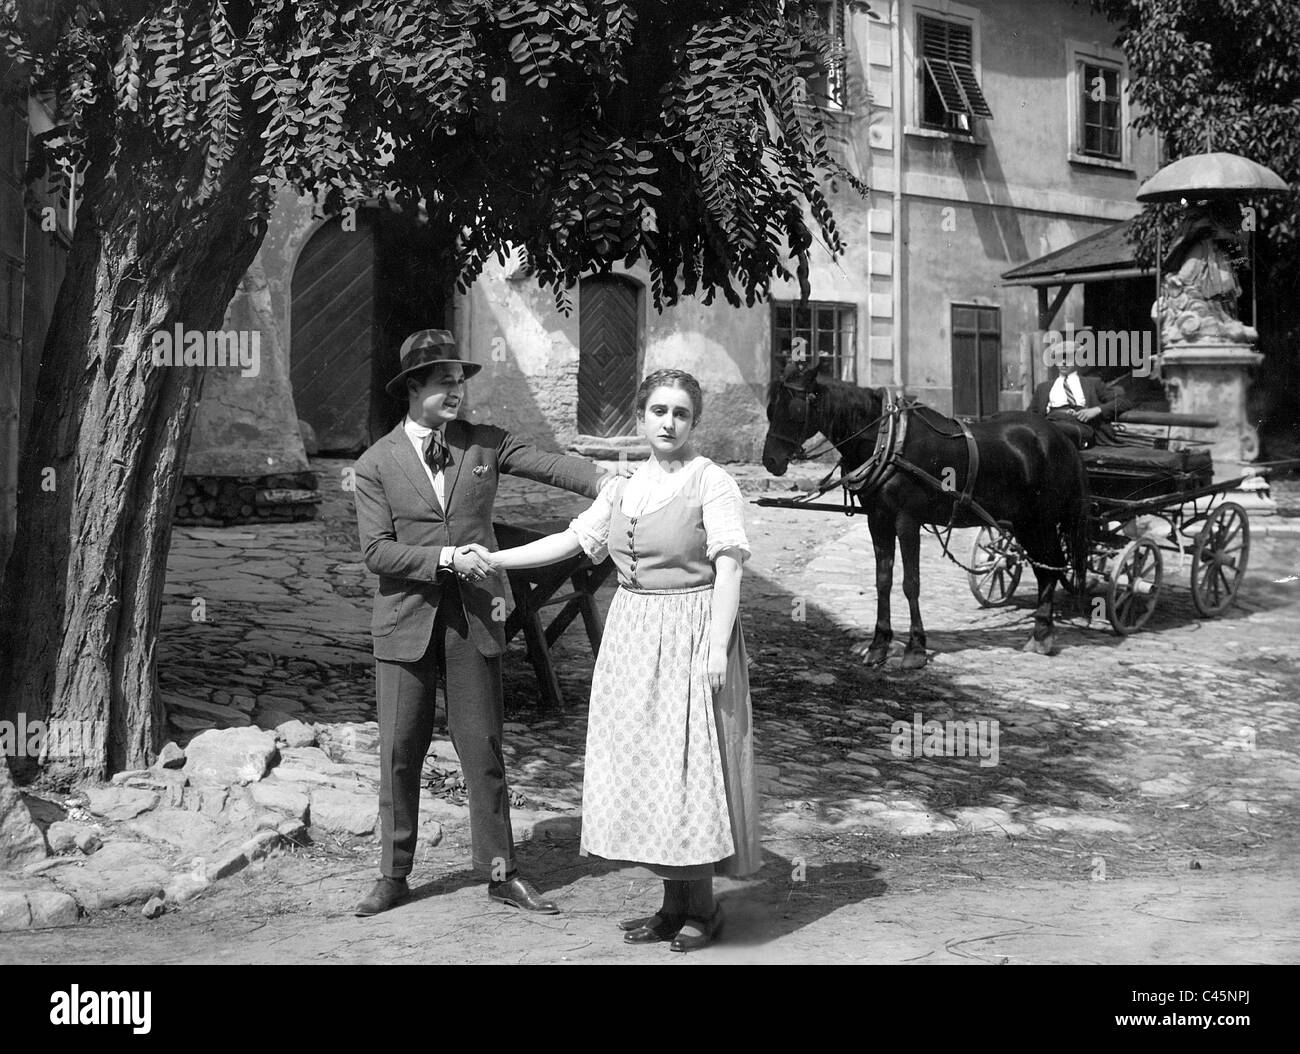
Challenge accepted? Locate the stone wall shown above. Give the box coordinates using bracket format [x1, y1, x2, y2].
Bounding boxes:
[182, 191, 323, 522]
[461, 252, 835, 463]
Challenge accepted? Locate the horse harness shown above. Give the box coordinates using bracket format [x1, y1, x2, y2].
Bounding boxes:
[778, 381, 1072, 575]
[841, 390, 994, 532]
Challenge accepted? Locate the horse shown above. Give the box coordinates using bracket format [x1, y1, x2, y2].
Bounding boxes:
[762, 358, 1089, 667]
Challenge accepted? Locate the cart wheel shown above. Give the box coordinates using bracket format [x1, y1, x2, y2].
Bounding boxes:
[967, 525, 1022, 607]
[1190, 501, 1250, 617]
[1106, 537, 1162, 635]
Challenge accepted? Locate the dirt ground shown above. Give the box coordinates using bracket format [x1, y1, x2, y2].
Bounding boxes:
[4, 832, 1298, 965]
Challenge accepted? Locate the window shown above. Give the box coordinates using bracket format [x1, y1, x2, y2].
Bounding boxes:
[772, 301, 857, 382]
[1079, 61, 1121, 160]
[796, 0, 847, 110]
[918, 14, 992, 133]
[950, 304, 1000, 418]
[1067, 43, 1130, 167]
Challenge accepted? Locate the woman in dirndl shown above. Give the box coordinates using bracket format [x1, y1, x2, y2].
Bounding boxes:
[488, 368, 759, 951]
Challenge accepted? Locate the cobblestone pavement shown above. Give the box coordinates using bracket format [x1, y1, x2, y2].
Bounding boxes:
[38, 454, 1283, 963]
[160, 457, 1300, 845]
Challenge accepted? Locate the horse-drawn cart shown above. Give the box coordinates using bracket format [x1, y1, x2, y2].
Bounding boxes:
[758, 384, 1253, 646]
[966, 411, 1251, 635]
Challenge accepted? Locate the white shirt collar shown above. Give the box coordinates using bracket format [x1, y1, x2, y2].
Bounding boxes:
[404, 416, 445, 440]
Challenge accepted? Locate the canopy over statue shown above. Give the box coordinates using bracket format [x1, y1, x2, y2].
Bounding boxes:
[1134, 150, 1290, 464]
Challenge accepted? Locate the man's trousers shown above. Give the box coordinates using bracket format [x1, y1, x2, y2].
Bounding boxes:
[375, 583, 514, 878]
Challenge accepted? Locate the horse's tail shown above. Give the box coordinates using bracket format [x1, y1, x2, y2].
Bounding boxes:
[1062, 454, 1090, 593]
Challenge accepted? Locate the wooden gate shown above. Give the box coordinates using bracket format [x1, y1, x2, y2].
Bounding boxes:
[290, 215, 376, 453]
[577, 275, 640, 437]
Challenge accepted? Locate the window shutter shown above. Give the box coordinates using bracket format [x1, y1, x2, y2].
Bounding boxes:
[919, 16, 992, 120]
[922, 58, 969, 116]
[951, 63, 993, 118]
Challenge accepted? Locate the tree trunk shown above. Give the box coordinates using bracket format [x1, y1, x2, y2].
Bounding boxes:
[0, 150, 269, 781]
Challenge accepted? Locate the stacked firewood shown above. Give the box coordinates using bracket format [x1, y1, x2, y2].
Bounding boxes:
[173, 471, 321, 526]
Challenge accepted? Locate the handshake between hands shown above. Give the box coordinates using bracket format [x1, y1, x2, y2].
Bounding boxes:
[448, 468, 626, 584]
[450, 543, 497, 583]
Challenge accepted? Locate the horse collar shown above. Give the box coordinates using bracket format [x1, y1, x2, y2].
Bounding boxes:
[841, 393, 911, 498]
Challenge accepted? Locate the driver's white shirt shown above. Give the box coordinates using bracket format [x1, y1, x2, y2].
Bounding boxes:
[1048, 373, 1086, 410]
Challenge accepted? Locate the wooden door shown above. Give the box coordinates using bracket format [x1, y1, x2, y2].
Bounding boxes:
[290, 215, 376, 453]
[951, 304, 1000, 418]
[577, 276, 639, 437]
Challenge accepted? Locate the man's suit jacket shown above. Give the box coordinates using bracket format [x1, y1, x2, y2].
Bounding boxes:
[354, 419, 605, 662]
[1030, 373, 1133, 444]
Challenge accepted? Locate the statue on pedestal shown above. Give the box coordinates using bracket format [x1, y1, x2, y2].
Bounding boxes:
[1134, 152, 1288, 468]
[1152, 201, 1256, 346]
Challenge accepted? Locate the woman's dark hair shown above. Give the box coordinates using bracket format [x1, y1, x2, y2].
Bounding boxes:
[635, 368, 703, 422]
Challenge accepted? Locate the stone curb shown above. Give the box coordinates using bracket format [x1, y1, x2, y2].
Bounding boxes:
[1255, 521, 1300, 537]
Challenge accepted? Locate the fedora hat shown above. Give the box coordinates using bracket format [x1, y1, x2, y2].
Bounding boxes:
[384, 329, 482, 399]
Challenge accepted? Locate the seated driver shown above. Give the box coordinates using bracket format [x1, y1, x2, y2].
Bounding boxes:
[1030, 338, 1132, 448]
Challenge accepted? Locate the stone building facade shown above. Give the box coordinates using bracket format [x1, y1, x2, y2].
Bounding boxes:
[184, 0, 1162, 495]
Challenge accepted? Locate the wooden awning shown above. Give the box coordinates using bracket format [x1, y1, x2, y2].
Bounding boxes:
[1001, 219, 1152, 288]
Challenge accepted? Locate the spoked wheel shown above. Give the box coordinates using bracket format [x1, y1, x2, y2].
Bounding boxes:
[1190, 501, 1250, 617]
[967, 525, 1023, 607]
[1106, 537, 1163, 635]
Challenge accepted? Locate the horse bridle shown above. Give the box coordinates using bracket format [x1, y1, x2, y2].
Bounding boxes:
[770, 378, 894, 462]
[767, 379, 820, 456]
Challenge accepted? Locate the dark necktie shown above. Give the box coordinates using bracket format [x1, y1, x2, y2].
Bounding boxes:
[424, 430, 451, 474]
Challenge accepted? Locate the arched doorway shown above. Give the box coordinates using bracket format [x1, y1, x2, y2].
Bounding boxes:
[290, 212, 377, 454]
[290, 208, 454, 454]
[577, 275, 641, 437]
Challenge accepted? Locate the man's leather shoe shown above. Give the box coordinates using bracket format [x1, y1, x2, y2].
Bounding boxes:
[669, 905, 724, 952]
[624, 913, 685, 944]
[488, 873, 560, 914]
[355, 877, 410, 917]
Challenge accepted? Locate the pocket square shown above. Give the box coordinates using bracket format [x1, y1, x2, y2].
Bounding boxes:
[472, 465, 490, 477]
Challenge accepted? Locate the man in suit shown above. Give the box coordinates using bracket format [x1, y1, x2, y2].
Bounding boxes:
[1030, 338, 1133, 448]
[352, 329, 609, 917]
